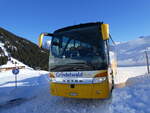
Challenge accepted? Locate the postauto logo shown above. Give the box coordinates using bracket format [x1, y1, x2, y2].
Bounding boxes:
[55, 72, 83, 78]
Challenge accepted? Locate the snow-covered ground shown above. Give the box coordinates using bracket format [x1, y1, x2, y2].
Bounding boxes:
[111, 74, 150, 113]
[0, 66, 149, 113]
[0, 69, 48, 105]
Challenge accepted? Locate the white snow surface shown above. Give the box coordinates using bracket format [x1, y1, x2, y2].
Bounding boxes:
[111, 74, 150, 113]
[115, 66, 147, 84]
[0, 69, 48, 104]
[0, 66, 150, 113]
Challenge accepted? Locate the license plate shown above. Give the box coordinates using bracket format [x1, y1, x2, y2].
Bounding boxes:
[69, 92, 78, 96]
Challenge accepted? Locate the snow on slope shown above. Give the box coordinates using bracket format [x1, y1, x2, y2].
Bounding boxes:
[117, 36, 150, 66]
[0, 66, 149, 113]
[0, 41, 29, 68]
[0, 57, 29, 68]
[0, 30, 49, 70]
[0, 41, 8, 56]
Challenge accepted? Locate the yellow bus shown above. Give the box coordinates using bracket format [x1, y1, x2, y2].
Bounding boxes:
[38, 22, 117, 99]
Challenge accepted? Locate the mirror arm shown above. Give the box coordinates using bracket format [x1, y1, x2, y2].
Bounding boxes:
[46, 33, 53, 36]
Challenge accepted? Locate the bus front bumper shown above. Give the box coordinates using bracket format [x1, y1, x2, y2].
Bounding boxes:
[50, 80, 110, 99]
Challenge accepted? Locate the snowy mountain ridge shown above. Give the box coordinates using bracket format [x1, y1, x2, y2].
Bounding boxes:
[116, 36, 150, 66]
[114, 41, 124, 45]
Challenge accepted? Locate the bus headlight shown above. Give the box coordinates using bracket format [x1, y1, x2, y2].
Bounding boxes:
[92, 77, 106, 83]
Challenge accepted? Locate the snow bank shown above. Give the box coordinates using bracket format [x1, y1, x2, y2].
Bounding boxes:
[115, 66, 147, 84]
[111, 74, 150, 113]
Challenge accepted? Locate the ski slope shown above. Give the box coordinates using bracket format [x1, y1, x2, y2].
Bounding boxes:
[0, 66, 149, 113]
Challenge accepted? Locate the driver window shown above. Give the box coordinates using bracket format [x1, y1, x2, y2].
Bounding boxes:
[51, 38, 60, 56]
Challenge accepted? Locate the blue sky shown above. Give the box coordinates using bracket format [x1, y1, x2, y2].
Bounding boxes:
[0, 0, 150, 43]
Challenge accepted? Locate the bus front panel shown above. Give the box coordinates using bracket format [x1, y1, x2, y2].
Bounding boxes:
[50, 78, 110, 99]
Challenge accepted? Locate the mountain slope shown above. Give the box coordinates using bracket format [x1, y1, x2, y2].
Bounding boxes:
[0, 41, 8, 65]
[117, 36, 150, 66]
[0, 27, 49, 70]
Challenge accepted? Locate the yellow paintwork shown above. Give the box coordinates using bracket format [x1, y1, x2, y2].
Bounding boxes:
[38, 33, 45, 48]
[50, 78, 111, 99]
[101, 24, 109, 40]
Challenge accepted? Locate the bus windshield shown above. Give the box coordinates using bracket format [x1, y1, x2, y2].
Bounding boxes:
[49, 25, 108, 71]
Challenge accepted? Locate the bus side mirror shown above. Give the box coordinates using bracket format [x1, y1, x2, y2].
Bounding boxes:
[38, 33, 45, 48]
[38, 33, 53, 48]
[101, 24, 109, 40]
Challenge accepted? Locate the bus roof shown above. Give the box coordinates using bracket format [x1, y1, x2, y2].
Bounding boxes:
[54, 22, 103, 34]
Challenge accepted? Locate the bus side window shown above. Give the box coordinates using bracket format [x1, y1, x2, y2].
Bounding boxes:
[51, 38, 60, 57]
[104, 40, 109, 65]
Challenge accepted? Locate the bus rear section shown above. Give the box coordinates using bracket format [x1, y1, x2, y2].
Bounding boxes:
[38, 22, 116, 99]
